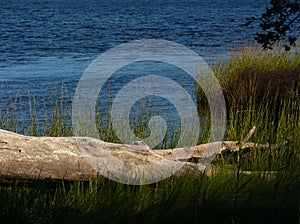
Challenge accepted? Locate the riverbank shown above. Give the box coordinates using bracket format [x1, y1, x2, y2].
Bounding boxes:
[0, 44, 299, 223]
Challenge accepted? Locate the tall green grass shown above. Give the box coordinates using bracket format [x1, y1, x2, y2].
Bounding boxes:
[0, 43, 299, 223]
[0, 83, 73, 137]
[0, 170, 299, 223]
[208, 43, 300, 173]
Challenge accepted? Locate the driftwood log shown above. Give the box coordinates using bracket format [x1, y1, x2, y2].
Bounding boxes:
[0, 126, 274, 182]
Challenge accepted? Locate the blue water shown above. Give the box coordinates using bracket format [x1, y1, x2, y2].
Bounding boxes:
[0, 0, 267, 136]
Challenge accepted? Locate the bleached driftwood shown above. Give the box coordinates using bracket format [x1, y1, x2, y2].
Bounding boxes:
[0, 126, 277, 181]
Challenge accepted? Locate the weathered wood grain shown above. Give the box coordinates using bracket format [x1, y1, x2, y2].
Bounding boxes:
[0, 128, 258, 181]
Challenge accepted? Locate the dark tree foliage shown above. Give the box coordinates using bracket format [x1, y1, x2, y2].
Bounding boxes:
[246, 0, 300, 51]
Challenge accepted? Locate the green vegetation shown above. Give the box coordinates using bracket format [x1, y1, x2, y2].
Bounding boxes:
[0, 44, 299, 223]
[211, 44, 300, 178]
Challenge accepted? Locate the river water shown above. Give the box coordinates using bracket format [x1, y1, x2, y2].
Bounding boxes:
[0, 0, 267, 138]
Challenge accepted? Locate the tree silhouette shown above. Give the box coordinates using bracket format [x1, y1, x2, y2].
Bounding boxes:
[246, 0, 300, 51]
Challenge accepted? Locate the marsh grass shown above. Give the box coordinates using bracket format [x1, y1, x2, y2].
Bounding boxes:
[209, 44, 300, 173]
[0, 83, 73, 137]
[0, 44, 299, 223]
[0, 170, 299, 223]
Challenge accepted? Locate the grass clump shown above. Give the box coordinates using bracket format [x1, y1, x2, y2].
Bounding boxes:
[207, 43, 300, 173]
[215, 43, 300, 110]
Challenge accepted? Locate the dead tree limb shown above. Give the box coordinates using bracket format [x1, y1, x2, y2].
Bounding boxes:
[0, 127, 282, 181]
